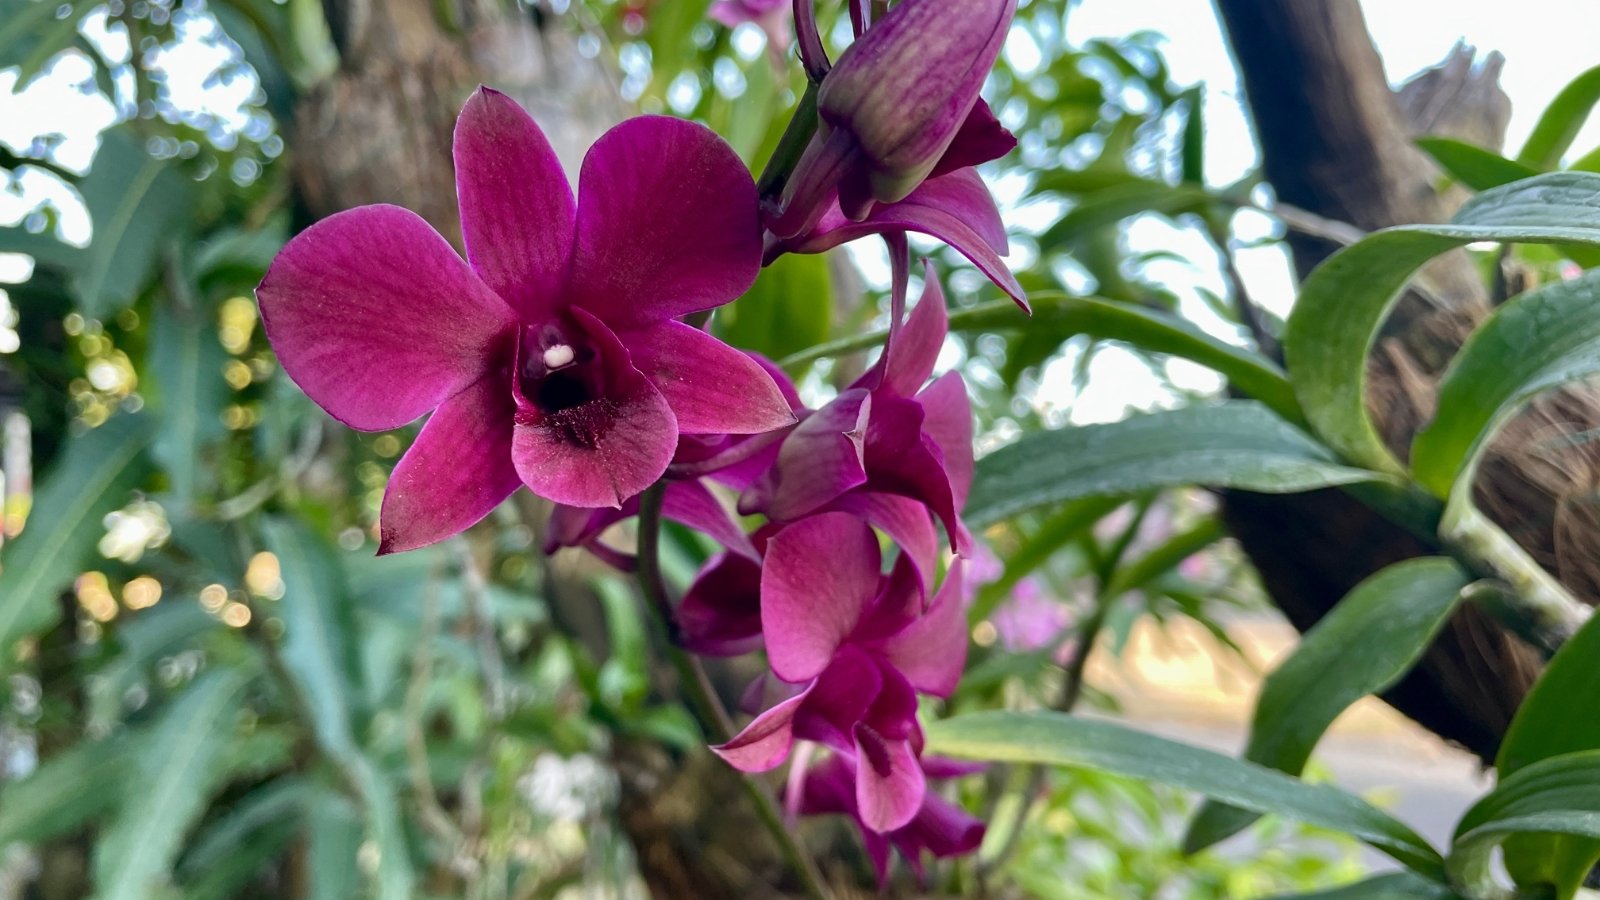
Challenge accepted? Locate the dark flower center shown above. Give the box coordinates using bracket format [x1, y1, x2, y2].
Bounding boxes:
[518, 321, 599, 416]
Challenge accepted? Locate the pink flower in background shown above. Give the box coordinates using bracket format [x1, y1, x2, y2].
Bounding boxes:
[257, 87, 793, 553]
[713, 513, 968, 831]
[709, 0, 792, 62]
[991, 577, 1073, 657]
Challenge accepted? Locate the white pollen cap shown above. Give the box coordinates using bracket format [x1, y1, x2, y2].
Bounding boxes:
[542, 344, 575, 369]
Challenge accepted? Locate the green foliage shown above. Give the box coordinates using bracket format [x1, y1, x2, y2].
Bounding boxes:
[1449, 751, 1600, 898]
[1185, 559, 1471, 851]
[1416, 137, 1541, 191]
[925, 711, 1446, 877]
[1517, 64, 1600, 168]
[965, 401, 1384, 527]
[715, 251, 833, 368]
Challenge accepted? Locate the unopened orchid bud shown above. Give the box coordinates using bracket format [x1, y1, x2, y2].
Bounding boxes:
[818, 0, 1015, 209]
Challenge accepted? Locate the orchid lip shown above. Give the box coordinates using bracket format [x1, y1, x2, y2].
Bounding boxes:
[517, 319, 602, 418]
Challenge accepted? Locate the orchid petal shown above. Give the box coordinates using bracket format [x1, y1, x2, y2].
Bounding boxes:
[880, 560, 969, 698]
[568, 117, 762, 328]
[829, 492, 939, 596]
[511, 308, 677, 507]
[761, 512, 881, 682]
[623, 321, 797, 435]
[664, 479, 758, 559]
[751, 390, 871, 520]
[916, 371, 974, 510]
[257, 205, 513, 431]
[899, 792, 986, 859]
[864, 396, 963, 550]
[928, 99, 1017, 180]
[453, 87, 576, 319]
[794, 647, 883, 751]
[853, 724, 925, 833]
[678, 552, 764, 657]
[378, 374, 521, 554]
[880, 263, 949, 398]
[713, 689, 807, 772]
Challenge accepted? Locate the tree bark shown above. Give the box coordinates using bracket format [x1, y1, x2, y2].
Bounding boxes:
[1213, 0, 1600, 761]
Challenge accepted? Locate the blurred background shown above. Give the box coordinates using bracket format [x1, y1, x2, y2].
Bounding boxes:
[0, 0, 1594, 897]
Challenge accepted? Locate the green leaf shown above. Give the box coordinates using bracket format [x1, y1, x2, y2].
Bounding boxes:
[1184, 558, 1471, 852]
[970, 496, 1124, 620]
[1518, 64, 1600, 168]
[88, 601, 217, 731]
[1265, 871, 1461, 900]
[0, 414, 152, 668]
[303, 787, 365, 900]
[91, 669, 251, 900]
[715, 251, 832, 367]
[0, 735, 131, 845]
[69, 130, 194, 318]
[177, 777, 311, 883]
[1284, 172, 1600, 474]
[964, 402, 1386, 528]
[148, 294, 229, 506]
[1416, 137, 1541, 191]
[1450, 750, 1600, 897]
[1412, 269, 1600, 499]
[924, 710, 1445, 878]
[263, 517, 364, 756]
[782, 293, 1303, 426]
[1038, 177, 1212, 246]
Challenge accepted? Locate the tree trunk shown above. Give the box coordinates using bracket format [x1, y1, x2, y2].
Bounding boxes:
[288, 4, 821, 894]
[1214, 0, 1600, 761]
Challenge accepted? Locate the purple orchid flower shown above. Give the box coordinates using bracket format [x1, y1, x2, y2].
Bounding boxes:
[741, 262, 975, 566]
[257, 87, 794, 553]
[796, 751, 987, 884]
[713, 512, 968, 832]
[770, 0, 1018, 233]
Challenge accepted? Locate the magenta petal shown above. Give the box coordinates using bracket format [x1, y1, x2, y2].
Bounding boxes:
[831, 492, 939, 594]
[568, 117, 762, 328]
[928, 99, 1018, 180]
[786, 170, 1027, 310]
[755, 390, 872, 521]
[454, 87, 576, 319]
[795, 647, 884, 750]
[900, 792, 986, 859]
[880, 560, 969, 698]
[511, 308, 677, 507]
[714, 689, 807, 772]
[864, 396, 963, 550]
[854, 724, 926, 832]
[916, 371, 975, 510]
[378, 374, 521, 554]
[678, 552, 764, 657]
[664, 479, 758, 559]
[761, 512, 881, 682]
[257, 205, 513, 431]
[880, 264, 949, 398]
[624, 321, 797, 435]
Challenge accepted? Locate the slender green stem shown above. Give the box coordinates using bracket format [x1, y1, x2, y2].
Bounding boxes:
[635, 484, 833, 900]
[756, 81, 821, 202]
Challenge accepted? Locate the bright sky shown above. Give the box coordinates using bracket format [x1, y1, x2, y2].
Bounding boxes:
[2, 2, 1597, 419]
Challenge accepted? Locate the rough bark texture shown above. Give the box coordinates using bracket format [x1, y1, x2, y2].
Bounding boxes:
[289, 4, 822, 895]
[1214, 0, 1600, 761]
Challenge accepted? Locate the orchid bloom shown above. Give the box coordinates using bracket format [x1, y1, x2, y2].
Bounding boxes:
[742, 262, 975, 567]
[257, 88, 794, 553]
[797, 752, 986, 884]
[713, 512, 968, 831]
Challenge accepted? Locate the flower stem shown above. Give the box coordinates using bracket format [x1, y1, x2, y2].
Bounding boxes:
[635, 483, 833, 900]
[756, 81, 821, 203]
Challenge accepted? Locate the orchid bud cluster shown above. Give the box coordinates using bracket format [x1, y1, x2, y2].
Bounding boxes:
[256, 0, 1019, 884]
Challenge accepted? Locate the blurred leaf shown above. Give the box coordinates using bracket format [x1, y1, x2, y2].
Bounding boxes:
[0, 414, 153, 668]
[1266, 871, 1461, 899]
[0, 0, 96, 88]
[1179, 86, 1205, 185]
[148, 293, 229, 507]
[91, 669, 251, 900]
[1517, 64, 1600, 169]
[178, 777, 311, 887]
[965, 402, 1385, 527]
[263, 516, 364, 754]
[1284, 172, 1600, 474]
[716, 251, 832, 367]
[1412, 269, 1600, 499]
[924, 711, 1445, 877]
[0, 735, 130, 845]
[1039, 177, 1211, 247]
[89, 601, 217, 730]
[1450, 750, 1600, 897]
[972, 496, 1123, 620]
[73, 130, 196, 318]
[1184, 558, 1470, 852]
[1103, 517, 1225, 597]
[304, 787, 365, 900]
[642, 0, 714, 99]
[1416, 137, 1541, 191]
